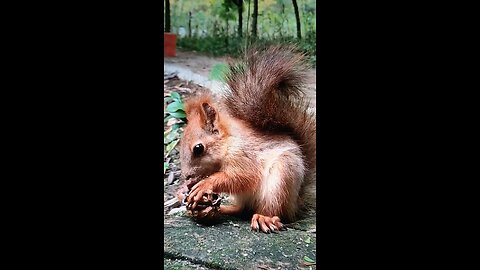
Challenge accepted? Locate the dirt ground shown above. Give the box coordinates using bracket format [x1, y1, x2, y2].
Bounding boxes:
[164, 50, 231, 79]
[165, 49, 317, 108]
[164, 49, 317, 86]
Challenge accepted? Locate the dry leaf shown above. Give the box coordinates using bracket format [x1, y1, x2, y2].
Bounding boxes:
[164, 126, 172, 136]
[167, 171, 175, 185]
[166, 118, 182, 127]
[164, 197, 181, 208]
[174, 86, 191, 92]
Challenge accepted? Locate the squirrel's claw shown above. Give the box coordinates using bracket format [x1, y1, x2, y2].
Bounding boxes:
[251, 214, 284, 234]
[191, 201, 198, 210]
[186, 178, 215, 210]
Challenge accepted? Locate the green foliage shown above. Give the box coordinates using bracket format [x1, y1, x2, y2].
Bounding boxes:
[171, 0, 316, 66]
[211, 0, 236, 21]
[178, 34, 316, 67]
[209, 63, 230, 81]
[178, 35, 244, 56]
[170, 91, 181, 100]
[165, 92, 186, 117]
[164, 91, 186, 158]
[164, 162, 169, 174]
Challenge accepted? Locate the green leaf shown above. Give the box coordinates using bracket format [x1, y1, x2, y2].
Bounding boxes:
[169, 111, 187, 119]
[164, 129, 178, 144]
[303, 256, 315, 263]
[164, 162, 169, 174]
[209, 63, 229, 82]
[165, 139, 180, 157]
[172, 123, 183, 130]
[305, 236, 311, 244]
[164, 115, 174, 123]
[166, 101, 185, 113]
[170, 92, 181, 101]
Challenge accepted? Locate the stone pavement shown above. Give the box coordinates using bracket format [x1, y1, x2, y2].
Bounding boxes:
[164, 51, 317, 269]
[164, 212, 317, 270]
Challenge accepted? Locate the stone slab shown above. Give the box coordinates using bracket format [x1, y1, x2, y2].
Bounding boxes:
[164, 213, 317, 270]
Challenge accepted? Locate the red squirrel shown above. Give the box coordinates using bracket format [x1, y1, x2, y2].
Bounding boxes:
[178, 45, 316, 233]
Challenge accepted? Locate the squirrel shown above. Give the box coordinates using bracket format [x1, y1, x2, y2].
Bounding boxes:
[177, 45, 316, 233]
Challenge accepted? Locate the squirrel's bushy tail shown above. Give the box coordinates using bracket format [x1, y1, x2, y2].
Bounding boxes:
[222, 45, 316, 214]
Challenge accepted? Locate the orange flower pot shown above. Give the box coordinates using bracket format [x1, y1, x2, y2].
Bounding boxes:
[164, 33, 177, 57]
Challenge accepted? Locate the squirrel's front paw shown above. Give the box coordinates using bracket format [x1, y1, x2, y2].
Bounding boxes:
[186, 178, 215, 210]
[251, 214, 286, 234]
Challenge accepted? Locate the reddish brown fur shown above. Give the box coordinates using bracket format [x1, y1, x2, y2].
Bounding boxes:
[181, 92, 261, 194]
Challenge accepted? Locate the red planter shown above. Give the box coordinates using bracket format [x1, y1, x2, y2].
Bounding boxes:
[164, 33, 177, 57]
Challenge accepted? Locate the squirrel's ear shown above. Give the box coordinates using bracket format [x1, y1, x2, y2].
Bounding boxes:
[201, 102, 218, 133]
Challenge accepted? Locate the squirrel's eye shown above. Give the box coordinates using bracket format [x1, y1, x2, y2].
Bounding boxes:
[193, 143, 204, 156]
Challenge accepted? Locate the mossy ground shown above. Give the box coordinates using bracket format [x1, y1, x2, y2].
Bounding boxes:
[164, 213, 316, 270]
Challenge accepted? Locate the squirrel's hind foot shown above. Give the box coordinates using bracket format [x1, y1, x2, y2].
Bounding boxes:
[250, 214, 286, 234]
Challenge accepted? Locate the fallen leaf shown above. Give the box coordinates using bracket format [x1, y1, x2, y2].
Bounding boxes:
[167, 171, 175, 185]
[167, 206, 186, 215]
[166, 117, 182, 127]
[164, 126, 172, 135]
[164, 115, 174, 124]
[165, 139, 180, 157]
[166, 101, 184, 113]
[300, 261, 316, 267]
[169, 111, 186, 119]
[174, 86, 191, 92]
[164, 198, 181, 208]
[170, 92, 181, 101]
[164, 162, 169, 174]
[164, 130, 178, 145]
[303, 256, 315, 263]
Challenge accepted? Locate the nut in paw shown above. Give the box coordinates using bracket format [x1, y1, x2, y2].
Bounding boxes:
[185, 191, 222, 224]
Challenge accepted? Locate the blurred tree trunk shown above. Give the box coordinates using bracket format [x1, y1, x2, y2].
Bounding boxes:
[188, 12, 192, 37]
[165, 0, 171, 32]
[226, 19, 229, 46]
[292, 0, 301, 39]
[251, 0, 258, 39]
[234, 0, 243, 37]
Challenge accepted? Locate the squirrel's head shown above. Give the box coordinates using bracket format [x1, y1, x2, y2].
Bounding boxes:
[179, 92, 227, 182]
